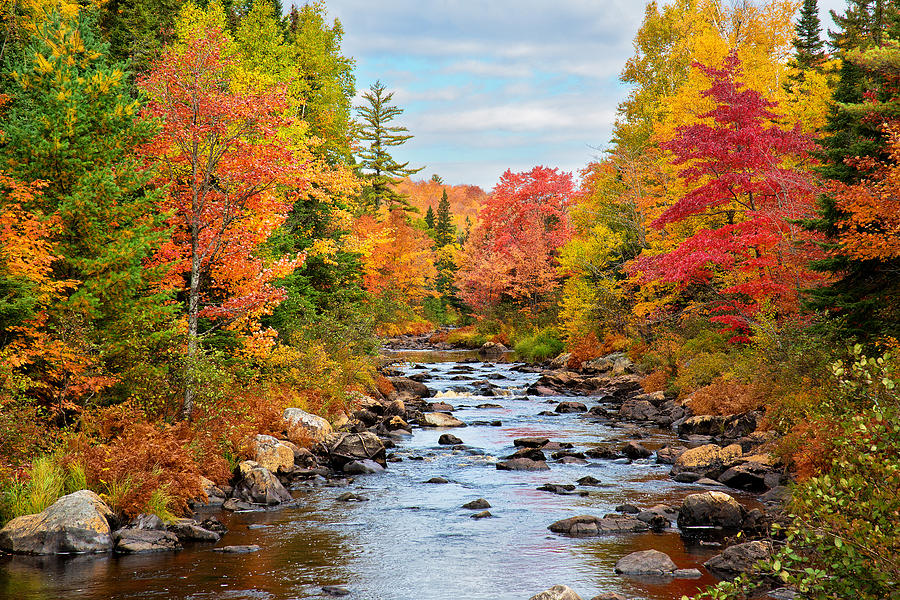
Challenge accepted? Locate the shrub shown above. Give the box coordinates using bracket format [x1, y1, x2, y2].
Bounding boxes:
[687, 379, 766, 415]
[0, 454, 87, 525]
[71, 420, 206, 519]
[514, 328, 564, 362]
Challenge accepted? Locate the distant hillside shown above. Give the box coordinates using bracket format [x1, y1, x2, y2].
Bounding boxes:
[392, 178, 487, 228]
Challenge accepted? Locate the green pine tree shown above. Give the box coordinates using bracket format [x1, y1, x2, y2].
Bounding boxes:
[805, 0, 900, 340]
[1, 8, 175, 402]
[792, 0, 826, 71]
[355, 80, 423, 211]
[424, 205, 435, 229]
[434, 189, 455, 248]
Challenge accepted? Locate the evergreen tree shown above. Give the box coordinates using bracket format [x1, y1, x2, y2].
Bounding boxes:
[434, 189, 455, 248]
[100, 0, 182, 73]
[425, 205, 435, 229]
[355, 80, 423, 211]
[1, 8, 174, 403]
[806, 0, 900, 339]
[792, 0, 826, 71]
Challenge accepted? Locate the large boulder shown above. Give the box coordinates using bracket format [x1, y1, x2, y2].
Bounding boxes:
[621, 441, 652, 459]
[677, 413, 758, 439]
[0, 490, 115, 555]
[386, 376, 433, 398]
[678, 491, 745, 529]
[166, 518, 221, 542]
[283, 407, 333, 442]
[614, 549, 677, 575]
[672, 443, 742, 478]
[196, 476, 226, 507]
[233, 461, 293, 505]
[529, 585, 583, 600]
[718, 456, 777, 492]
[421, 412, 466, 428]
[252, 434, 295, 473]
[325, 432, 387, 469]
[703, 540, 773, 578]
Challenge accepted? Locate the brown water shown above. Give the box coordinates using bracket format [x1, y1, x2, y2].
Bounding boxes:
[0, 355, 756, 600]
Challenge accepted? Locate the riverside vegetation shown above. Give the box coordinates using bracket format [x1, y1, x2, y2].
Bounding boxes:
[1, 1, 899, 599]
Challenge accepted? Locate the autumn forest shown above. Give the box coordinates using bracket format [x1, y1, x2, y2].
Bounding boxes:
[1, 0, 899, 599]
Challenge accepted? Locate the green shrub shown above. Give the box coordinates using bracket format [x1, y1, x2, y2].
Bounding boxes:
[514, 329, 564, 362]
[0, 455, 88, 525]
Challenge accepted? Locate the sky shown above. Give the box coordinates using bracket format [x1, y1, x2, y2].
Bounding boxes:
[317, 0, 849, 190]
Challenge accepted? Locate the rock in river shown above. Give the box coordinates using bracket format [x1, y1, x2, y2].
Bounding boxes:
[555, 401, 588, 414]
[703, 540, 773, 578]
[678, 490, 745, 529]
[114, 529, 181, 554]
[615, 549, 677, 575]
[621, 441, 652, 459]
[529, 585, 583, 600]
[462, 498, 491, 510]
[233, 461, 293, 505]
[0, 490, 114, 554]
[438, 433, 463, 445]
[496, 458, 549, 471]
[421, 412, 466, 428]
[548, 515, 649, 536]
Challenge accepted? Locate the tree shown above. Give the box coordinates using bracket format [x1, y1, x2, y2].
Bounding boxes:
[434, 189, 455, 248]
[792, 0, 826, 72]
[355, 80, 423, 211]
[631, 53, 818, 339]
[1, 7, 173, 410]
[424, 205, 435, 229]
[286, 0, 356, 164]
[458, 166, 573, 312]
[139, 24, 304, 419]
[806, 4, 900, 339]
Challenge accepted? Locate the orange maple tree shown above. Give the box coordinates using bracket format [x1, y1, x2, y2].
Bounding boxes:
[139, 26, 306, 418]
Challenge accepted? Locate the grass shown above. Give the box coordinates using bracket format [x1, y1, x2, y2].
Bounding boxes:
[513, 328, 564, 362]
[0, 455, 89, 525]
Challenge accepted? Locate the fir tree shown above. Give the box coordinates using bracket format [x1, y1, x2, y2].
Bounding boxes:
[425, 205, 435, 229]
[792, 0, 826, 71]
[355, 80, 423, 211]
[434, 189, 455, 248]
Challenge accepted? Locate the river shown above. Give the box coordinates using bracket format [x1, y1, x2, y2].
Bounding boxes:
[0, 350, 757, 600]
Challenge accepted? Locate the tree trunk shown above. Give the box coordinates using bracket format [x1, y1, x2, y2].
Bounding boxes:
[182, 210, 202, 421]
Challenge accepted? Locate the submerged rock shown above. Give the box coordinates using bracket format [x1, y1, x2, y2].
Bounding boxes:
[462, 498, 491, 510]
[548, 515, 649, 536]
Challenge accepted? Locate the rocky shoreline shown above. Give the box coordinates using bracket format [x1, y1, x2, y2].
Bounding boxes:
[0, 342, 796, 600]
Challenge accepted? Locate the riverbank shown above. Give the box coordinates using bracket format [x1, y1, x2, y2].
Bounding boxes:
[0, 343, 795, 600]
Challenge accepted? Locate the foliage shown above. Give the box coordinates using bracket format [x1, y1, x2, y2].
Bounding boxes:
[458, 166, 573, 313]
[631, 52, 818, 340]
[513, 328, 565, 363]
[690, 348, 900, 600]
[0, 454, 87, 525]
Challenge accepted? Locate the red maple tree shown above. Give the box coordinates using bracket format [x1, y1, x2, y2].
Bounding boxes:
[139, 26, 305, 418]
[630, 52, 819, 339]
[458, 166, 573, 311]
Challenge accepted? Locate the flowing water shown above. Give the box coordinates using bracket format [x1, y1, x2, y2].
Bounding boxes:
[1, 351, 757, 600]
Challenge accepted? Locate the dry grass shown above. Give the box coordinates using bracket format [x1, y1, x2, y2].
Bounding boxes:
[686, 379, 766, 415]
